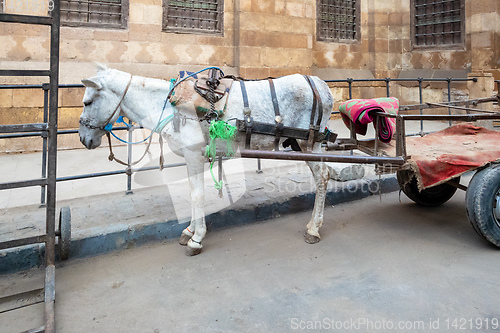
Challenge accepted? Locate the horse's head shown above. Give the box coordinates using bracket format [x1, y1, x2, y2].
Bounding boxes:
[79, 66, 129, 149]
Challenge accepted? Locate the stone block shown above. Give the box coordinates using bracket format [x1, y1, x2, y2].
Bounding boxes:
[263, 47, 286, 67]
[61, 27, 94, 41]
[374, 12, 389, 26]
[196, 32, 230, 47]
[471, 31, 493, 48]
[0, 90, 13, 108]
[132, 0, 159, 5]
[275, 0, 286, 15]
[160, 32, 198, 45]
[207, 46, 234, 67]
[388, 12, 403, 26]
[286, 2, 305, 17]
[239, 46, 262, 67]
[129, 24, 162, 43]
[470, 14, 482, 34]
[305, 4, 313, 18]
[12, 89, 45, 108]
[389, 39, 402, 54]
[270, 67, 310, 77]
[481, 12, 497, 32]
[58, 107, 83, 129]
[240, 0, 252, 12]
[0, 107, 43, 125]
[129, 3, 144, 24]
[61, 88, 85, 108]
[93, 29, 129, 42]
[374, 39, 389, 53]
[239, 12, 266, 31]
[375, 26, 389, 40]
[287, 49, 313, 68]
[241, 67, 269, 79]
[143, 4, 163, 25]
[251, 0, 274, 14]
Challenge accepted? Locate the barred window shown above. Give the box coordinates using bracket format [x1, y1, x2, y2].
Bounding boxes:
[412, 0, 464, 47]
[317, 0, 359, 42]
[162, 0, 223, 34]
[60, 0, 128, 29]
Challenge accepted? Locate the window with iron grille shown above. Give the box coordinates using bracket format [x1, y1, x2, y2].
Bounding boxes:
[412, 0, 464, 47]
[60, 0, 128, 29]
[163, 0, 223, 35]
[317, 0, 359, 42]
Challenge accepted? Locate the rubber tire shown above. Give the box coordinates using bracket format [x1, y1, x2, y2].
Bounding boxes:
[466, 165, 500, 247]
[397, 171, 459, 207]
[58, 206, 72, 261]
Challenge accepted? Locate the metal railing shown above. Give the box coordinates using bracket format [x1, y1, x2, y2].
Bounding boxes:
[325, 77, 478, 131]
[0, 75, 496, 207]
[0, 2, 61, 332]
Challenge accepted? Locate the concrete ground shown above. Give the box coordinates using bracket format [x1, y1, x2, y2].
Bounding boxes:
[1, 189, 499, 333]
[0, 119, 450, 271]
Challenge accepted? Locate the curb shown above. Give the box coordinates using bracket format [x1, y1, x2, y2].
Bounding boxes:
[0, 176, 399, 274]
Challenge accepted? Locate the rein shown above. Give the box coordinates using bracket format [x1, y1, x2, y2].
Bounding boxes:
[103, 74, 133, 132]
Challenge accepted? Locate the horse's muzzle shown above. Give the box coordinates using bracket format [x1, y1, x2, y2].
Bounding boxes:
[79, 132, 102, 150]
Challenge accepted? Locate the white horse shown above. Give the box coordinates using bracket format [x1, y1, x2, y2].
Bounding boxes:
[79, 66, 334, 256]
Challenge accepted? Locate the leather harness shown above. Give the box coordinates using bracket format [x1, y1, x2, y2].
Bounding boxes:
[236, 75, 335, 152]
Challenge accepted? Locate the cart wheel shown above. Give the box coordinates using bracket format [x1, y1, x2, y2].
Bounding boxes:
[466, 164, 500, 247]
[397, 171, 458, 207]
[58, 206, 71, 260]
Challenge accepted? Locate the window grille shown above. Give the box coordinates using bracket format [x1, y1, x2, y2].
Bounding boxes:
[413, 0, 463, 47]
[317, 0, 358, 42]
[163, 0, 223, 34]
[60, 0, 128, 29]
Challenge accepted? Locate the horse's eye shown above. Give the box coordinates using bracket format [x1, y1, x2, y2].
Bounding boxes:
[84, 101, 93, 107]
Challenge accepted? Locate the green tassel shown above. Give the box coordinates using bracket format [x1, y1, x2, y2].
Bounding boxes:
[205, 120, 237, 159]
[205, 120, 237, 190]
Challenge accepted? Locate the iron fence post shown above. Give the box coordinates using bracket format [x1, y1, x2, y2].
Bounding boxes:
[126, 119, 133, 194]
[418, 77, 423, 133]
[40, 83, 50, 207]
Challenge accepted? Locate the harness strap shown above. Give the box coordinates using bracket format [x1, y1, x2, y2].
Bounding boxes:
[303, 75, 324, 151]
[240, 81, 253, 149]
[268, 79, 284, 151]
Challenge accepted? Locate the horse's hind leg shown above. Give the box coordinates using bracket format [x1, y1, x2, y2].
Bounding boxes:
[304, 160, 330, 244]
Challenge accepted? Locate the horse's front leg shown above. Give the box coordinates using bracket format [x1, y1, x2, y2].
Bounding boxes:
[178, 149, 207, 256]
[304, 160, 330, 244]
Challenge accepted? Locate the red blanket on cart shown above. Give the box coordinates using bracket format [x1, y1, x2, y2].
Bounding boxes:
[339, 97, 399, 143]
[402, 123, 500, 189]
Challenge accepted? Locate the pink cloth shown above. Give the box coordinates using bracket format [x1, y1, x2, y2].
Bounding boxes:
[339, 97, 399, 143]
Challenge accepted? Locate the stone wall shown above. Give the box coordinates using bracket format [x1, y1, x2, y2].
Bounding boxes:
[0, 0, 499, 152]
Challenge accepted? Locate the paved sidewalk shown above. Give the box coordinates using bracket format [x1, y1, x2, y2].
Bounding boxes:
[0, 119, 449, 272]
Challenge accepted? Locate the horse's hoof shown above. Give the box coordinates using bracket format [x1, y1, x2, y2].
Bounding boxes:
[186, 246, 203, 256]
[304, 231, 321, 244]
[179, 233, 191, 246]
[179, 228, 194, 246]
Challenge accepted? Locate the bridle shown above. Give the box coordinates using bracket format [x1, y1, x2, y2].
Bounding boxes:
[79, 74, 133, 131]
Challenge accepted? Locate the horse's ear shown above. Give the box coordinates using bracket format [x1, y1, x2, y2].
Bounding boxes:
[81, 77, 103, 90]
[95, 62, 108, 72]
